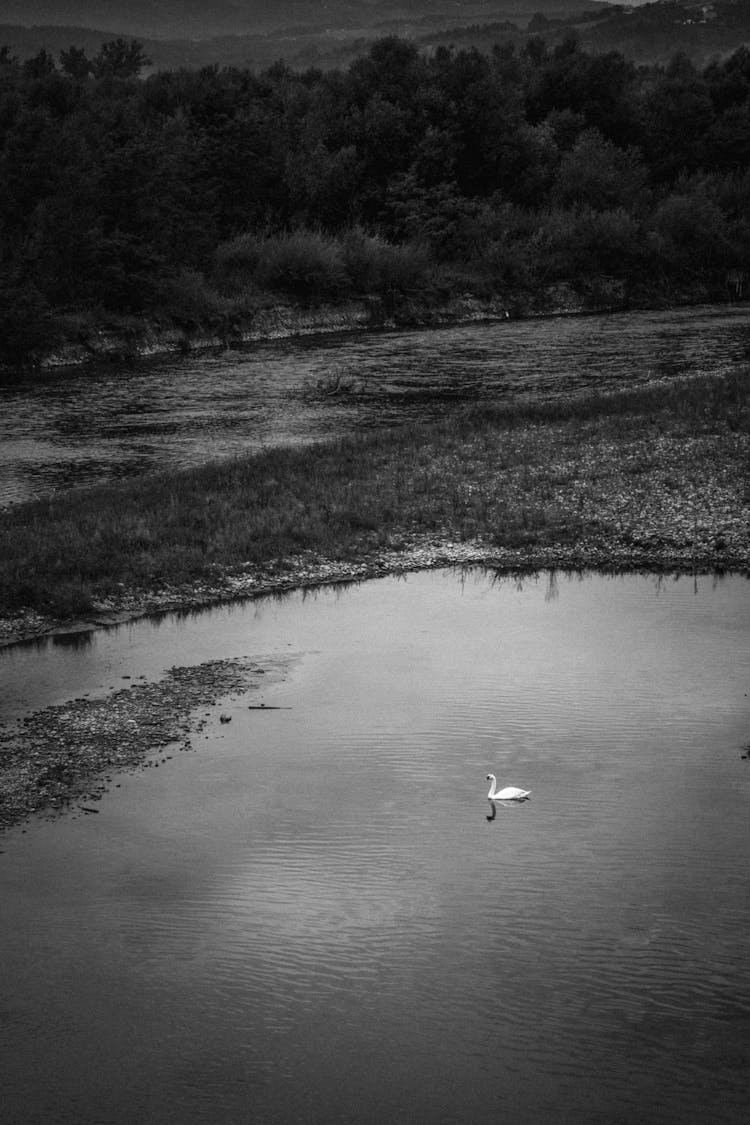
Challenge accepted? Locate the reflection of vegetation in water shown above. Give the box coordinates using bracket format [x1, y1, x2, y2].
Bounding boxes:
[50, 630, 94, 649]
[1, 367, 748, 619]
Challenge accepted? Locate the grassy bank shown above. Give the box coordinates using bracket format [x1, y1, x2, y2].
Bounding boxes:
[1, 367, 749, 638]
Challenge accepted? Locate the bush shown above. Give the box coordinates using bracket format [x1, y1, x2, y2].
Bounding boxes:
[47, 581, 95, 618]
[156, 268, 232, 330]
[522, 207, 641, 282]
[647, 191, 734, 277]
[0, 281, 60, 370]
[572, 208, 642, 275]
[341, 228, 431, 294]
[216, 230, 347, 302]
[215, 227, 433, 303]
[214, 233, 264, 284]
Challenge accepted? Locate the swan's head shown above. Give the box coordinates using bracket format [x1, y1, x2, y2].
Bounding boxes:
[486, 773, 495, 781]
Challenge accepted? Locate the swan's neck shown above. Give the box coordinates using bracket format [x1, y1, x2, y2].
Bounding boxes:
[487, 777, 497, 799]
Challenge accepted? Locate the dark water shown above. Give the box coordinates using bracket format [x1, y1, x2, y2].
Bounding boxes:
[1, 570, 749, 1124]
[2, 304, 750, 508]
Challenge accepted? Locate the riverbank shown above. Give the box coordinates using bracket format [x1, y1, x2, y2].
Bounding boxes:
[2, 366, 748, 649]
[30, 269, 724, 378]
[1, 265, 731, 381]
[37, 284, 615, 373]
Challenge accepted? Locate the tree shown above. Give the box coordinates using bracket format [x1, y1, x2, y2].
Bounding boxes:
[92, 39, 151, 80]
[648, 189, 733, 279]
[60, 46, 92, 81]
[22, 50, 56, 81]
[348, 37, 424, 108]
[382, 174, 492, 262]
[526, 43, 637, 146]
[551, 129, 648, 211]
[706, 45, 750, 112]
[704, 101, 750, 171]
[640, 54, 715, 180]
[285, 142, 360, 228]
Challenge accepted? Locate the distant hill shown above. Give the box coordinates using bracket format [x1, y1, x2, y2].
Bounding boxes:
[0, 2, 610, 73]
[2, 2, 746, 68]
[580, 1, 750, 64]
[0, 2, 609, 40]
[0, 2, 257, 38]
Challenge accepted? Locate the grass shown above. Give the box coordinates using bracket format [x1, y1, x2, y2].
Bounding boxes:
[1, 368, 749, 621]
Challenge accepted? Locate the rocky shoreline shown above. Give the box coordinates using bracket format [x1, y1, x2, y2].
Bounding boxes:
[0, 654, 292, 831]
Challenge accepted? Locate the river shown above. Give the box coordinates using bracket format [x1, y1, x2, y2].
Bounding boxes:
[2, 303, 750, 508]
[1, 569, 749, 1124]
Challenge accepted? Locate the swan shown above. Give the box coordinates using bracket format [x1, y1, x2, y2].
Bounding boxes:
[486, 774, 531, 801]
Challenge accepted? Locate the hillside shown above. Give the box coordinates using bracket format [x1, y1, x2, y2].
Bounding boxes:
[0, 3, 607, 75]
[0, 2, 268, 38]
[0, 2, 608, 40]
[1, 2, 749, 69]
[581, 1, 750, 64]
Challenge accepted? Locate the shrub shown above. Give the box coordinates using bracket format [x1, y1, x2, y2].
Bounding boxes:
[156, 268, 231, 329]
[522, 207, 641, 282]
[647, 191, 734, 277]
[54, 582, 95, 618]
[216, 230, 347, 302]
[214, 232, 264, 284]
[572, 208, 642, 275]
[341, 228, 431, 294]
[0, 281, 60, 370]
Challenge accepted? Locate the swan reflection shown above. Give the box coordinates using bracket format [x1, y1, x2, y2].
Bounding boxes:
[486, 797, 533, 821]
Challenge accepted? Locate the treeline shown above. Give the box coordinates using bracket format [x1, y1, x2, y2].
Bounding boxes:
[1, 34, 750, 366]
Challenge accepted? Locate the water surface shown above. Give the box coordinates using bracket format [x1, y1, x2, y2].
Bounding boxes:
[2, 304, 750, 507]
[1, 570, 749, 1123]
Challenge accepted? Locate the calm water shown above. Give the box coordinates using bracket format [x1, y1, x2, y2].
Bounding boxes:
[1, 570, 749, 1124]
[2, 304, 750, 507]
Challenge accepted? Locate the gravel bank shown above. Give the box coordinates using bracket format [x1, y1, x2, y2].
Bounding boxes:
[0, 655, 291, 831]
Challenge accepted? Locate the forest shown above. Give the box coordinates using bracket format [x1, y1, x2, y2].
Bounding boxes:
[1, 33, 750, 368]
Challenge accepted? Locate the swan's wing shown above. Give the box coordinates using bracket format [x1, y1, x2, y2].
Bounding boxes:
[495, 786, 531, 800]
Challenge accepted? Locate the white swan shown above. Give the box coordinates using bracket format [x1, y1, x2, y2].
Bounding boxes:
[486, 774, 531, 801]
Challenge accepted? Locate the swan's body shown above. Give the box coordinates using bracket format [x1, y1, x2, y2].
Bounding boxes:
[486, 774, 531, 801]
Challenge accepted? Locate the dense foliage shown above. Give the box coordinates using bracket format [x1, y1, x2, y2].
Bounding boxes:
[1, 34, 750, 365]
